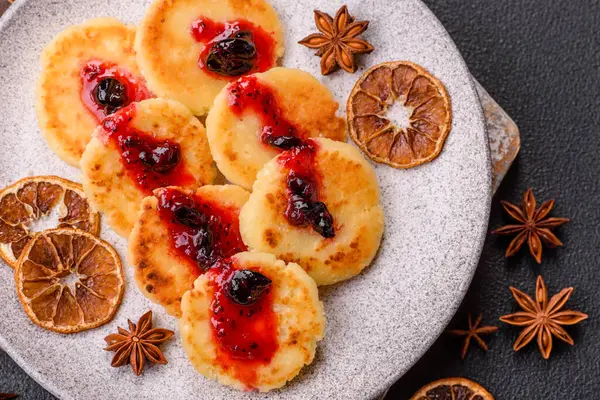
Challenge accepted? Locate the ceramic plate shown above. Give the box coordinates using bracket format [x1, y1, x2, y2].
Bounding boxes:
[0, 0, 491, 398]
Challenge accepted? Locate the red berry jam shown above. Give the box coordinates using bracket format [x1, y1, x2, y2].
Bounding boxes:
[279, 141, 335, 238]
[208, 259, 278, 389]
[80, 60, 152, 121]
[155, 188, 247, 274]
[228, 75, 305, 150]
[98, 104, 195, 193]
[190, 17, 276, 79]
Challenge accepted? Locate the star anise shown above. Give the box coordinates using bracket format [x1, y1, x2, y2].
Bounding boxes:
[298, 5, 374, 75]
[491, 188, 569, 263]
[446, 313, 498, 359]
[104, 310, 174, 376]
[500, 276, 588, 359]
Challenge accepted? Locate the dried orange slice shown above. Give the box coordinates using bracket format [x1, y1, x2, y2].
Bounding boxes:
[0, 176, 100, 268]
[14, 228, 124, 333]
[410, 377, 494, 400]
[347, 61, 452, 168]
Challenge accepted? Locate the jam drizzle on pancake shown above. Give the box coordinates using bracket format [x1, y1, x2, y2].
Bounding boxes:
[155, 188, 247, 274]
[190, 18, 276, 79]
[98, 104, 194, 193]
[208, 258, 278, 389]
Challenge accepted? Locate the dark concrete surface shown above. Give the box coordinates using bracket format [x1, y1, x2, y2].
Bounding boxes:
[387, 0, 600, 399]
[1, 0, 599, 399]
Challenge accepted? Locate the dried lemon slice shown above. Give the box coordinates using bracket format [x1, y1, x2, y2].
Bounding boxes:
[410, 377, 494, 400]
[14, 228, 124, 333]
[0, 176, 100, 268]
[347, 61, 452, 168]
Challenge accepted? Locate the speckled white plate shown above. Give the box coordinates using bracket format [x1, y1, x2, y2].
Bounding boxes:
[0, 0, 491, 398]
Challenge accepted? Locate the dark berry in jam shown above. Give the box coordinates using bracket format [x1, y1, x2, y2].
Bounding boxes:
[138, 143, 181, 173]
[286, 194, 313, 226]
[156, 188, 247, 273]
[81, 60, 153, 121]
[287, 173, 315, 198]
[205, 30, 257, 76]
[279, 142, 336, 238]
[93, 78, 128, 114]
[171, 201, 214, 269]
[191, 17, 276, 80]
[262, 133, 303, 150]
[226, 269, 272, 306]
[122, 136, 181, 174]
[191, 229, 214, 267]
[173, 204, 209, 228]
[307, 201, 335, 238]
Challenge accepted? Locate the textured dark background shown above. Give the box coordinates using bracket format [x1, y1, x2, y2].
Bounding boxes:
[1, 0, 599, 399]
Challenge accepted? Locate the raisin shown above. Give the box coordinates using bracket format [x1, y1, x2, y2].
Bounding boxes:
[284, 165, 335, 238]
[172, 205, 215, 269]
[226, 270, 271, 306]
[173, 205, 208, 228]
[287, 173, 315, 198]
[193, 230, 214, 269]
[286, 194, 312, 226]
[175, 227, 214, 269]
[93, 78, 128, 114]
[262, 131, 303, 150]
[308, 201, 335, 238]
[138, 142, 181, 173]
[205, 31, 257, 76]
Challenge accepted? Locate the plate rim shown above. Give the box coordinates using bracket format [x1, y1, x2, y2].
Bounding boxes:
[0, 0, 492, 398]
[369, 2, 492, 396]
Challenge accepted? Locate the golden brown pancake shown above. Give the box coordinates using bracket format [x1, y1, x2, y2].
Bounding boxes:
[81, 98, 215, 237]
[36, 18, 150, 166]
[135, 0, 285, 115]
[239, 138, 384, 286]
[179, 251, 325, 392]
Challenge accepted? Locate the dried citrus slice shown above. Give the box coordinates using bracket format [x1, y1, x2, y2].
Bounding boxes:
[410, 377, 494, 400]
[14, 228, 124, 333]
[347, 61, 452, 168]
[0, 176, 100, 268]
